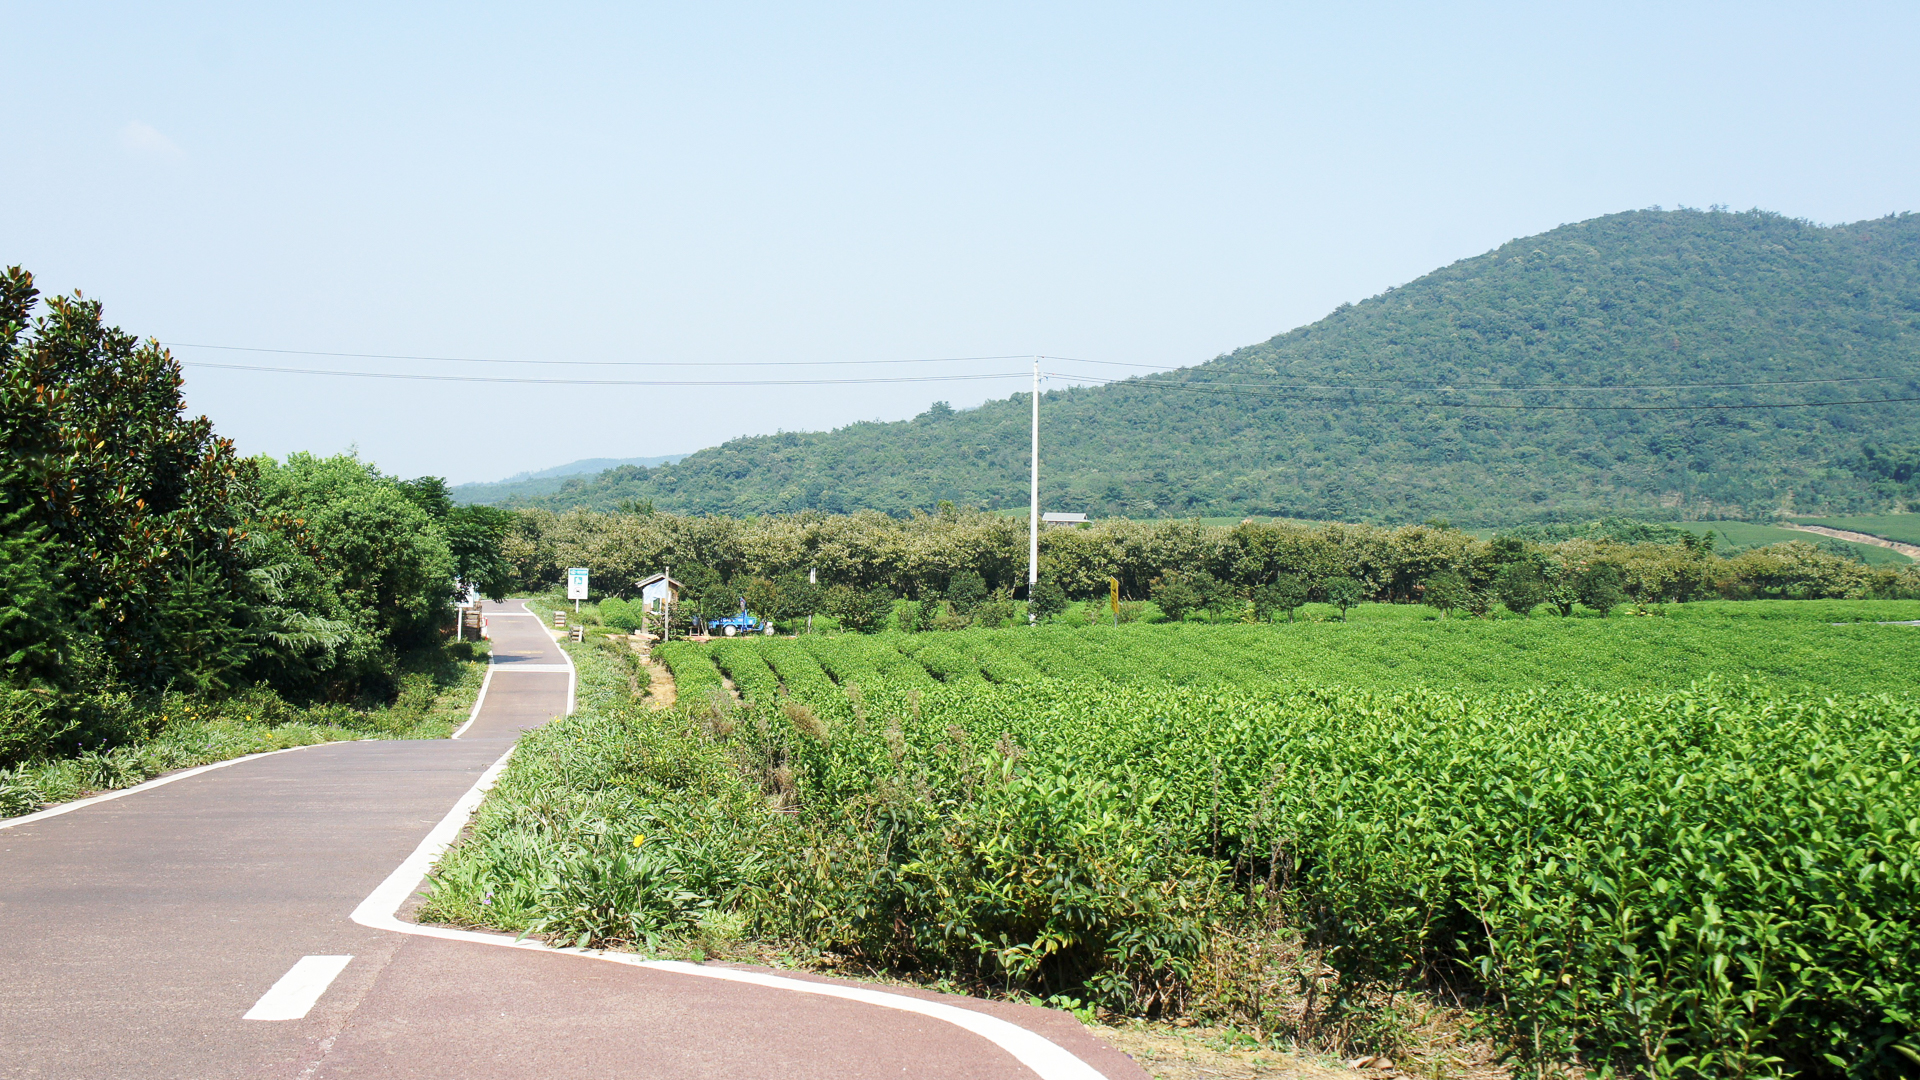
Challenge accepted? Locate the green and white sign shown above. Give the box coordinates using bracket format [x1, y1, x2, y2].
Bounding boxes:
[566, 566, 590, 600]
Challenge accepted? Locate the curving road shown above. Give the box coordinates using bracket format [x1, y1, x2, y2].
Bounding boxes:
[0, 601, 1142, 1080]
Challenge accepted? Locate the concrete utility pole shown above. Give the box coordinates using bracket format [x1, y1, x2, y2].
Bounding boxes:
[1028, 356, 1040, 625]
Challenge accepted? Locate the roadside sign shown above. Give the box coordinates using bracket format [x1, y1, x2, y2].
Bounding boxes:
[567, 567, 590, 600]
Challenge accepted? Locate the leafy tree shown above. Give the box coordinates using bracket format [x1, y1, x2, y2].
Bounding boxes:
[1577, 564, 1626, 617]
[1423, 570, 1469, 618]
[1191, 571, 1238, 621]
[0, 478, 76, 691]
[1254, 573, 1310, 623]
[1543, 561, 1582, 617]
[1028, 579, 1067, 623]
[0, 266, 256, 689]
[1492, 561, 1548, 617]
[255, 453, 456, 666]
[1322, 575, 1365, 621]
[446, 505, 516, 600]
[1150, 574, 1203, 623]
[825, 584, 894, 634]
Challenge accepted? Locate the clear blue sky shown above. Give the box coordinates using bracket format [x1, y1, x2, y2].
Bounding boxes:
[5, 2, 1917, 484]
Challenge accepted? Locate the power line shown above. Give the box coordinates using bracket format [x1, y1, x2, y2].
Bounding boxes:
[1048, 372, 1920, 411]
[164, 342, 1038, 368]
[180, 361, 1035, 387]
[163, 340, 1911, 394]
[1145, 373, 1912, 392]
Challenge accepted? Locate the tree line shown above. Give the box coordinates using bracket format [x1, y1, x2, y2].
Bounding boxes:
[504, 503, 1920, 632]
[0, 268, 510, 766]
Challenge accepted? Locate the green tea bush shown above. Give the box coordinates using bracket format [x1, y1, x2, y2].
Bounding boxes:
[442, 613, 1920, 1076]
[600, 597, 645, 632]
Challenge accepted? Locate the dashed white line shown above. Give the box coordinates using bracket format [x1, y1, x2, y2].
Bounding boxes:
[244, 955, 354, 1021]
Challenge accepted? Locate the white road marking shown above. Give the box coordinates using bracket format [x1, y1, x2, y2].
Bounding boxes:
[490, 663, 572, 672]
[351, 704, 1108, 1079]
[243, 955, 354, 1021]
[450, 665, 495, 739]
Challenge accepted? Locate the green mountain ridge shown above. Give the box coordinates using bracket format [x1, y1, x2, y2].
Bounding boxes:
[487, 209, 1920, 526]
[451, 454, 687, 505]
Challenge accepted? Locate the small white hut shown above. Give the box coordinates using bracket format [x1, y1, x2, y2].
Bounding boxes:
[635, 571, 685, 613]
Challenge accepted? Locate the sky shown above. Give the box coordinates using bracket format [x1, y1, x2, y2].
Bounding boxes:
[5, 2, 1918, 484]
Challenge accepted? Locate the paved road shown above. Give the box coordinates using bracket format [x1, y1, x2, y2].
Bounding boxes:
[0, 601, 1142, 1080]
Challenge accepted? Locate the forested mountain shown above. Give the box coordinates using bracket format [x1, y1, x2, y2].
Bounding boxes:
[499, 209, 1920, 526]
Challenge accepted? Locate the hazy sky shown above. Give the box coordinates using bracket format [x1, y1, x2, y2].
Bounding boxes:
[6, 3, 1917, 484]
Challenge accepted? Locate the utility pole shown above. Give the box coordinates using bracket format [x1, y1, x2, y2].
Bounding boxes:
[1028, 356, 1040, 625]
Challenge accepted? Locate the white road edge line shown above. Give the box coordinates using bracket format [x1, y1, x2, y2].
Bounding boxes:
[450, 665, 495, 739]
[243, 955, 354, 1021]
[0, 743, 334, 831]
[350, 687, 1105, 1079]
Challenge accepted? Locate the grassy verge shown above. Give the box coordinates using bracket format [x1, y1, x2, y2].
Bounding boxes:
[0, 641, 490, 818]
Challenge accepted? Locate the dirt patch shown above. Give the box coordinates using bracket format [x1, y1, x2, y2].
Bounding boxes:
[624, 636, 678, 709]
[1094, 1023, 1366, 1080]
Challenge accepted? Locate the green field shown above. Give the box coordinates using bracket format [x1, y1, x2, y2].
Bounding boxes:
[1675, 519, 1911, 564]
[428, 603, 1920, 1078]
[1484, 519, 1912, 566]
[1794, 513, 1920, 547]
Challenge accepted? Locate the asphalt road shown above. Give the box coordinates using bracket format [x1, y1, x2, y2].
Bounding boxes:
[0, 601, 1142, 1080]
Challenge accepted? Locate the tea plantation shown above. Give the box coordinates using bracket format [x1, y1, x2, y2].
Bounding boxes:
[424, 604, 1920, 1078]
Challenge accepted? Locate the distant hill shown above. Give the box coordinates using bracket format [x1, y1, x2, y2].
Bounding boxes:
[493, 209, 1920, 526]
[451, 454, 685, 505]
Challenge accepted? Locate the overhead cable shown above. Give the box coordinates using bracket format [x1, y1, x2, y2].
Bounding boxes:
[179, 361, 1035, 387]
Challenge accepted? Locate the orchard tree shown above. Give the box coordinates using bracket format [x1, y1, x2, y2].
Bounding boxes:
[1492, 561, 1547, 617]
[1322, 575, 1365, 621]
[1577, 563, 1626, 617]
[1151, 573, 1202, 622]
[1254, 573, 1310, 623]
[1423, 570, 1469, 618]
[1028, 579, 1067, 623]
[826, 583, 894, 634]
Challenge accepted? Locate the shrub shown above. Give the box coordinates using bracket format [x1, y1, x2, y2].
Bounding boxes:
[1028, 580, 1067, 623]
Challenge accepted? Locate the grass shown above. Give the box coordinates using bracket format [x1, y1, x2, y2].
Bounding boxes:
[0, 641, 490, 818]
[1793, 512, 1920, 547]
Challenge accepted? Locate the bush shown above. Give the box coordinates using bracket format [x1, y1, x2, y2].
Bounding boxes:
[1028, 580, 1067, 623]
[600, 597, 645, 632]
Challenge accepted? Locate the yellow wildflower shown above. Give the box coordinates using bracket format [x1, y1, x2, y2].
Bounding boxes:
[631, 835, 647, 848]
